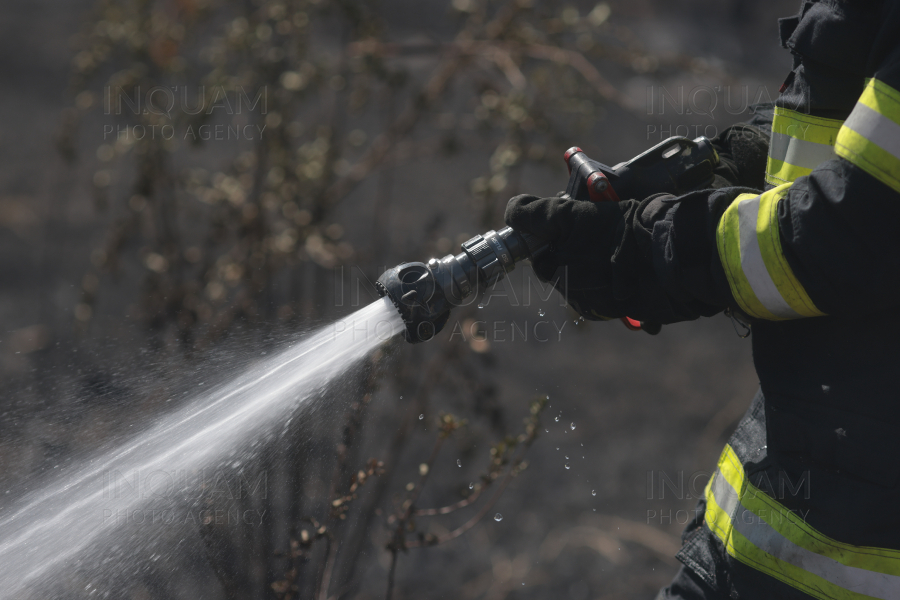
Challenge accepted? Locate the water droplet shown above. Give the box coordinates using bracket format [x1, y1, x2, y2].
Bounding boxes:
[457, 459, 462, 467]
[477, 303, 484, 309]
[400, 396, 403, 400]
[570, 422, 576, 430]
[538, 308, 545, 317]
[565, 455, 569, 459]
[544, 429, 549, 433]
[554, 415, 560, 422]
[546, 394, 550, 400]
[469, 482, 474, 489]
[564, 463, 571, 470]
[419, 414, 424, 420]
[591, 490, 597, 496]
[494, 513, 503, 522]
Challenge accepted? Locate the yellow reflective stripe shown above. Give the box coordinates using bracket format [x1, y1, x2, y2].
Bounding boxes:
[754, 186, 824, 318]
[704, 453, 856, 599]
[765, 156, 812, 185]
[772, 107, 846, 144]
[705, 445, 900, 599]
[741, 483, 900, 578]
[862, 78, 900, 122]
[766, 107, 842, 186]
[717, 193, 778, 320]
[716, 184, 826, 320]
[717, 447, 900, 576]
[836, 78, 900, 193]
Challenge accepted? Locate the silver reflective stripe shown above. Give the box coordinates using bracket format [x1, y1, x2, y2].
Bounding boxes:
[710, 470, 900, 597]
[769, 131, 836, 170]
[843, 102, 900, 161]
[736, 197, 801, 319]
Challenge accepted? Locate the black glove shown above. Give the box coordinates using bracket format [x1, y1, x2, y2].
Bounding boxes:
[504, 194, 626, 320]
[505, 193, 728, 324]
[710, 123, 770, 190]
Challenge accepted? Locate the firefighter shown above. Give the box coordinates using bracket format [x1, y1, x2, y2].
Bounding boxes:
[505, 0, 900, 597]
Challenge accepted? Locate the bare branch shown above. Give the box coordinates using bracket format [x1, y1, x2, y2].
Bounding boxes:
[413, 483, 485, 517]
[406, 456, 517, 549]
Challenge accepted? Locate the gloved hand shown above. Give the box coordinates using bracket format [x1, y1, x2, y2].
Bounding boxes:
[504, 193, 626, 320]
[505, 192, 729, 324]
[710, 123, 770, 190]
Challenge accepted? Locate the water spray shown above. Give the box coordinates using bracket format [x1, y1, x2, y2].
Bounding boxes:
[0, 300, 404, 596]
[377, 136, 720, 342]
[0, 138, 718, 594]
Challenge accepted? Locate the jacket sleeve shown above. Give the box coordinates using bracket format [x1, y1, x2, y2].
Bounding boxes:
[715, 76, 900, 318]
[619, 6, 900, 324]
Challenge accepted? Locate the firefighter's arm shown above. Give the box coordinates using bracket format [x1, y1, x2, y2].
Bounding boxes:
[516, 83, 900, 326]
[502, 113, 773, 325]
[716, 84, 900, 320]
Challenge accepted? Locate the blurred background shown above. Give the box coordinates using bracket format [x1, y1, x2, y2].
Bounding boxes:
[1, 0, 789, 598]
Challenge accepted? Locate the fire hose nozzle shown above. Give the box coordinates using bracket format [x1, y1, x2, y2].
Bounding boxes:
[376, 227, 546, 343]
[379, 138, 718, 342]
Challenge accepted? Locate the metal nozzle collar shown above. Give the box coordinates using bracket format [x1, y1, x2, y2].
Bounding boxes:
[376, 226, 542, 343]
